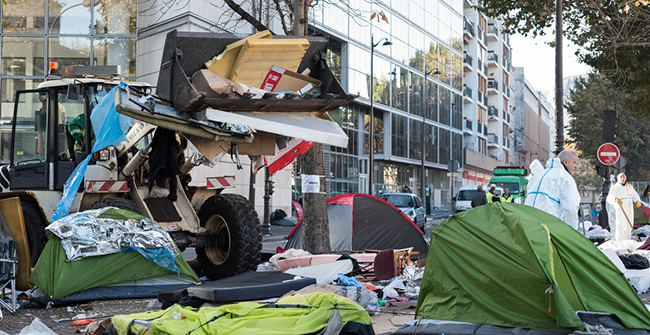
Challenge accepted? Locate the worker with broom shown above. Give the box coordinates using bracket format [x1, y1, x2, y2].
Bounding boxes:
[606, 173, 642, 241]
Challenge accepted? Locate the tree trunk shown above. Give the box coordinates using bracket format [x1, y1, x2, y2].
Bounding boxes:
[300, 144, 331, 253]
[293, 0, 331, 254]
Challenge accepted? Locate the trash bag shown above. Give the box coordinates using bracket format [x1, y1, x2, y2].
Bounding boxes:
[270, 209, 288, 221]
[619, 254, 650, 269]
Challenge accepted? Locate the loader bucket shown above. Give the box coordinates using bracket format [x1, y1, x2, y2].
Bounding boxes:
[156, 30, 355, 112]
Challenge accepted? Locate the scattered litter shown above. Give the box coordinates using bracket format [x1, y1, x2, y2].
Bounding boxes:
[15, 317, 57, 335]
[72, 319, 97, 326]
[82, 318, 111, 335]
[256, 262, 276, 272]
[336, 286, 379, 315]
[269, 248, 311, 271]
[147, 298, 162, 309]
[337, 273, 365, 287]
[285, 260, 353, 284]
[66, 306, 74, 313]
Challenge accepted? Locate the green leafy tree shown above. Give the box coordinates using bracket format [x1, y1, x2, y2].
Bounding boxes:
[566, 73, 650, 181]
[573, 158, 602, 194]
[476, 0, 650, 116]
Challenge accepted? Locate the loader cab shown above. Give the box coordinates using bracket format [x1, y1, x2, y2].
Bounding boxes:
[10, 68, 151, 191]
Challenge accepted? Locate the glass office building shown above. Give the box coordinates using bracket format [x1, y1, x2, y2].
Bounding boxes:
[308, 0, 465, 207]
[0, 0, 137, 161]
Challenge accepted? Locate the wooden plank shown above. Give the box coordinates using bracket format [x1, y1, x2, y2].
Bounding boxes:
[205, 30, 272, 79]
[230, 39, 310, 87]
[0, 197, 32, 290]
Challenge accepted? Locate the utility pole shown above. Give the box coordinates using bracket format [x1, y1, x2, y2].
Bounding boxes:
[294, 0, 331, 253]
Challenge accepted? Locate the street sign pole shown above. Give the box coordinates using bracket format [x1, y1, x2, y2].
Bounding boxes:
[597, 142, 619, 229]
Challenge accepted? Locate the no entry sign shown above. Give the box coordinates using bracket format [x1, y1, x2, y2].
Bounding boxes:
[597, 143, 620, 165]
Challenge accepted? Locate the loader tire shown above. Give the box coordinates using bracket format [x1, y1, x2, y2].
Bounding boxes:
[90, 197, 145, 216]
[21, 200, 48, 266]
[196, 194, 262, 280]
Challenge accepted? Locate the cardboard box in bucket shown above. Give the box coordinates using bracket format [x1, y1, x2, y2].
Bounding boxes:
[261, 65, 321, 95]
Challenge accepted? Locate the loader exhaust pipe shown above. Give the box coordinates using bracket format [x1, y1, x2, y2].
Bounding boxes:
[119, 143, 151, 180]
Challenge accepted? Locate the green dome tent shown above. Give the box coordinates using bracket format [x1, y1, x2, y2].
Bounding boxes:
[416, 203, 650, 333]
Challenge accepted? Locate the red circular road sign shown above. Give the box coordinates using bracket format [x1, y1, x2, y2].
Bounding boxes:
[597, 143, 620, 165]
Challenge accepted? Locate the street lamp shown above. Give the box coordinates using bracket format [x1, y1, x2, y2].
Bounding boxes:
[368, 35, 392, 195]
[420, 66, 442, 201]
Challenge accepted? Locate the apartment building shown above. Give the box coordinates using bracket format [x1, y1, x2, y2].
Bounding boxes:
[461, 1, 515, 184]
[513, 67, 554, 167]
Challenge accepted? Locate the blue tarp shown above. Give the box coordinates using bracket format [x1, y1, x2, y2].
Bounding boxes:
[52, 83, 132, 222]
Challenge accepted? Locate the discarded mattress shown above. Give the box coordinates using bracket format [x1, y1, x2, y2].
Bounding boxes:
[111, 292, 374, 335]
[274, 253, 377, 272]
[186, 271, 316, 302]
[284, 260, 353, 284]
[32, 274, 197, 306]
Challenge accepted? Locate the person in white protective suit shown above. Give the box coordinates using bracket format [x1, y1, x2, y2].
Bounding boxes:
[606, 173, 641, 241]
[524, 150, 581, 229]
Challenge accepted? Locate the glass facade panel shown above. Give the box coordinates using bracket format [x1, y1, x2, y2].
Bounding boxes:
[452, 92, 462, 129]
[425, 124, 438, 163]
[408, 118, 423, 160]
[363, 110, 383, 154]
[2, 37, 45, 76]
[391, 113, 407, 158]
[391, 67, 407, 111]
[409, 73, 423, 116]
[452, 132, 462, 165]
[3, 0, 46, 33]
[439, 127, 450, 165]
[426, 81, 438, 122]
[94, 0, 137, 34]
[48, 0, 92, 35]
[49, 37, 91, 68]
[93, 37, 136, 77]
[439, 87, 450, 125]
[1, 79, 42, 117]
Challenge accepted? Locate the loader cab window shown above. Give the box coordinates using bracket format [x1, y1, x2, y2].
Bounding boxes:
[12, 91, 49, 165]
[56, 84, 111, 162]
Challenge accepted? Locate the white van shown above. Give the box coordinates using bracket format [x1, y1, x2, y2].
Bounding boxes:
[453, 185, 503, 213]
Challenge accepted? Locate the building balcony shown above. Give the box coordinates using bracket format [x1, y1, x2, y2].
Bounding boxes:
[487, 51, 499, 68]
[487, 23, 499, 41]
[463, 86, 473, 103]
[463, 52, 473, 72]
[477, 28, 486, 47]
[477, 123, 488, 137]
[464, 19, 475, 40]
[463, 118, 473, 134]
[477, 91, 485, 106]
[487, 106, 499, 121]
[502, 136, 510, 148]
[488, 134, 499, 147]
[487, 78, 499, 95]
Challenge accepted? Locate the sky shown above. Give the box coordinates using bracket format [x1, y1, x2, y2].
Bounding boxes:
[510, 32, 592, 97]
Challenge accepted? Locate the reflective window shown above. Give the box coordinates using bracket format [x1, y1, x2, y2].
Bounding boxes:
[13, 91, 48, 164]
[323, 2, 348, 35]
[49, 37, 91, 67]
[364, 110, 383, 154]
[391, 67, 407, 111]
[2, 37, 45, 76]
[94, 0, 137, 34]
[48, 0, 92, 35]
[439, 87, 450, 126]
[452, 132, 462, 166]
[452, 92, 462, 129]
[1, 79, 42, 117]
[391, 113, 407, 158]
[439, 127, 450, 165]
[425, 125, 438, 163]
[94, 37, 136, 77]
[3, 0, 46, 33]
[426, 81, 438, 122]
[409, 118, 422, 160]
[409, 73, 423, 116]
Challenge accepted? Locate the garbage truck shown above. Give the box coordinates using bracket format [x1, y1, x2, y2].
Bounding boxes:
[2, 30, 353, 280]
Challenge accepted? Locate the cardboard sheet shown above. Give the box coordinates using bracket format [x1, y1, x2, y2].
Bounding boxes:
[230, 39, 310, 87]
[0, 197, 32, 290]
[205, 30, 272, 78]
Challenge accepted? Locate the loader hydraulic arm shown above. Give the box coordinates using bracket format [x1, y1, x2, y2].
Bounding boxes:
[115, 121, 157, 157]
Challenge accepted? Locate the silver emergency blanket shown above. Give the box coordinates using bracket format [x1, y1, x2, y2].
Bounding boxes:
[46, 207, 178, 261]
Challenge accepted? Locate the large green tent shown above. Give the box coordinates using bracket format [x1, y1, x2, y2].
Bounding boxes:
[29, 209, 199, 301]
[416, 203, 650, 333]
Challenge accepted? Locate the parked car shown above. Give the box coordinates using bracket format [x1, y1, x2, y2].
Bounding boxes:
[453, 185, 503, 213]
[380, 193, 426, 230]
